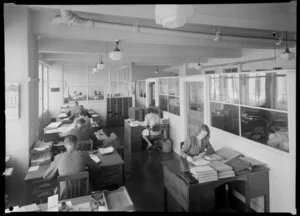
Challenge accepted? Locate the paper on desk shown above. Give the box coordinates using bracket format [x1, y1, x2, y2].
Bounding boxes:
[90, 154, 101, 163]
[190, 159, 210, 166]
[5, 206, 19, 213]
[48, 194, 59, 210]
[4, 168, 14, 176]
[98, 146, 114, 155]
[28, 166, 39, 172]
[98, 206, 108, 211]
[19, 203, 40, 212]
[74, 202, 91, 211]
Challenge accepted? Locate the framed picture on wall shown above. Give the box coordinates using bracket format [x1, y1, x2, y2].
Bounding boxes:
[88, 86, 105, 100]
[5, 82, 19, 120]
[68, 86, 88, 101]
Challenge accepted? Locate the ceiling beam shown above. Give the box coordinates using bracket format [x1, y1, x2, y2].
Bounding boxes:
[38, 38, 241, 59]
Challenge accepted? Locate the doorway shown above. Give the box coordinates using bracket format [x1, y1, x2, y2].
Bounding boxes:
[149, 82, 156, 107]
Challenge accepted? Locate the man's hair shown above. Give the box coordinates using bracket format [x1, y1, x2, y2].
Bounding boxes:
[78, 109, 86, 116]
[77, 118, 86, 125]
[147, 106, 159, 115]
[64, 135, 78, 145]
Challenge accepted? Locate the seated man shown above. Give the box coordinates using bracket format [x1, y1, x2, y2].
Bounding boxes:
[68, 101, 80, 121]
[137, 106, 162, 150]
[78, 105, 92, 118]
[67, 118, 101, 149]
[73, 109, 92, 128]
[43, 135, 101, 199]
[181, 124, 215, 162]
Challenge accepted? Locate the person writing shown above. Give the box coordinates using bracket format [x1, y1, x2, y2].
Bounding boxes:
[181, 124, 215, 162]
[66, 118, 101, 149]
[73, 109, 92, 128]
[137, 107, 161, 149]
[43, 135, 101, 199]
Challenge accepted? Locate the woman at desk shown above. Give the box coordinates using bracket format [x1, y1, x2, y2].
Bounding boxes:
[43, 135, 101, 199]
[137, 107, 161, 149]
[181, 124, 215, 162]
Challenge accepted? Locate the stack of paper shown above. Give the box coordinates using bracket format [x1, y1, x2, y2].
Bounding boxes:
[98, 146, 114, 155]
[209, 161, 235, 179]
[92, 114, 99, 117]
[4, 168, 14, 176]
[44, 122, 62, 131]
[33, 140, 52, 151]
[215, 147, 242, 163]
[58, 113, 68, 119]
[189, 165, 218, 183]
[19, 203, 40, 212]
[5, 206, 19, 213]
[190, 158, 210, 166]
[204, 153, 223, 161]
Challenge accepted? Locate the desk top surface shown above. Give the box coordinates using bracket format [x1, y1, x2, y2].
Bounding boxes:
[162, 158, 269, 185]
[25, 150, 124, 181]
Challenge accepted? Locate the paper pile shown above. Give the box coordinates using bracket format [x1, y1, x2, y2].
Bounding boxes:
[190, 158, 210, 166]
[204, 153, 223, 161]
[44, 122, 62, 131]
[90, 154, 101, 163]
[98, 146, 114, 155]
[209, 161, 235, 179]
[189, 165, 218, 183]
[19, 203, 40, 212]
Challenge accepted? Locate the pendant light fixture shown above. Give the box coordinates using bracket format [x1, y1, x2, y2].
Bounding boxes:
[154, 66, 159, 74]
[92, 62, 98, 74]
[155, 5, 194, 29]
[109, 40, 122, 61]
[275, 32, 284, 46]
[195, 57, 202, 70]
[97, 55, 104, 70]
[280, 31, 295, 61]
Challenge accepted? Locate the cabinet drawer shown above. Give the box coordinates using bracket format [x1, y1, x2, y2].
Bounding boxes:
[101, 166, 122, 176]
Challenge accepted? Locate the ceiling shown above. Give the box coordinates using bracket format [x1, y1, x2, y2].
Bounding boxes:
[24, 3, 297, 67]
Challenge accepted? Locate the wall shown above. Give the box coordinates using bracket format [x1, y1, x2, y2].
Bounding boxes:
[4, 5, 38, 206]
[132, 65, 174, 81]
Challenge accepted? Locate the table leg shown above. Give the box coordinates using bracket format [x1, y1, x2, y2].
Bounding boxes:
[264, 194, 269, 212]
[164, 186, 168, 212]
[245, 182, 250, 212]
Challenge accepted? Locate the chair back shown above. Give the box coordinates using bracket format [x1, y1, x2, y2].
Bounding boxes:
[57, 171, 89, 200]
[78, 140, 93, 151]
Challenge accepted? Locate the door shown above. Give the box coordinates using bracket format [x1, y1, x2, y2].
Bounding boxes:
[149, 82, 155, 107]
[186, 81, 205, 137]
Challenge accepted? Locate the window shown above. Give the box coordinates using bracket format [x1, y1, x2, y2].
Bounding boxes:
[110, 66, 131, 97]
[209, 71, 289, 153]
[223, 67, 238, 73]
[38, 63, 49, 117]
[158, 78, 180, 115]
[135, 80, 146, 108]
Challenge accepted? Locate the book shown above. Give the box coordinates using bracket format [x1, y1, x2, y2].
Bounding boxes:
[190, 165, 215, 173]
[216, 147, 242, 163]
[190, 158, 210, 166]
[204, 153, 223, 161]
[209, 161, 233, 172]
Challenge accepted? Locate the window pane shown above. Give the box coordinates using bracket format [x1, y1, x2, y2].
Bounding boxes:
[241, 106, 289, 152]
[169, 78, 179, 96]
[210, 75, 239, 104]
[38, 63, 43, 116]
[88, 81, 105, 101]
[159, 79, 168, 95]
[68, 86, 87, 101]
[43, 65, 48, 111]
[240, 72, 287, 111]
[159, 95, 168, 112]
[169, 96, 180, 115]
[210, 102, 239, 135]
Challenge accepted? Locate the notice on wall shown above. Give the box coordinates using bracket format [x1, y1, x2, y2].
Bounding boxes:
[5, 82, 19, 120]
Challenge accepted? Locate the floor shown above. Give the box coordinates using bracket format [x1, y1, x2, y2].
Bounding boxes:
[105, 126, 182, 211]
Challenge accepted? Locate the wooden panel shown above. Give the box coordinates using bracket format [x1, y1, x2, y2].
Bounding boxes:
[163, 167, 189, 210]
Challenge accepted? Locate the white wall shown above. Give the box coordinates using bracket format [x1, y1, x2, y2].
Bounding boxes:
[5, 5, 38, 206]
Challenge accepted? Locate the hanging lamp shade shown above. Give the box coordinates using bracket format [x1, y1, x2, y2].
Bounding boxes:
[97, 55, 105, 70]
[155, 5, 194, 29]
[280, 32, 295, 61]
[109, 40, 123, 61]
[195, 63, 202, 70]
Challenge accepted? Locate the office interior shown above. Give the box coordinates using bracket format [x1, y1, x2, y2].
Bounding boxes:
[4, 3, 297, 213]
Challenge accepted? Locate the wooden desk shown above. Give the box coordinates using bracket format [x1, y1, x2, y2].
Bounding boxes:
[162, 158, 269, 212]
[25, 151, 125, 204]
[124, 119, 170, 155]
[37, 186, 134, 211]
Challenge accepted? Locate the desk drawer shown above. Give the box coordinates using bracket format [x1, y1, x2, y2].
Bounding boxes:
[163, 167, 189, 210]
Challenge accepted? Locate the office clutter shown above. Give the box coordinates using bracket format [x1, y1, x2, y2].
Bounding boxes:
[94, 130, 120, 149]
[189, 165, 218, 183]
[30, 140, 52, 166]
[209, 161, 235, 179]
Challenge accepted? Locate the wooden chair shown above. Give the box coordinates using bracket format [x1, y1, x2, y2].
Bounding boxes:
[32, 179, 57, 204]
[57, 171, 89, 200]
[78, 140, 93, 151]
